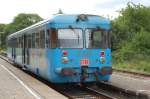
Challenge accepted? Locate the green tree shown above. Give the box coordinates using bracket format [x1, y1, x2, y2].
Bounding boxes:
[0, 24, 6, 32]
[0, 24, 6, 48]
[111, 3, 150, 63]
[5, 13, 43, 34]
[111, 3, 150, 51]
[1, 13, 43, 49]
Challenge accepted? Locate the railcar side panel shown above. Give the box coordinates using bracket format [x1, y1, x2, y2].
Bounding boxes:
[27, 48, 47, 78]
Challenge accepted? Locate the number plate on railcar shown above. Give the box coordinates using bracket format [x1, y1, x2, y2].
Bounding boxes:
[80, 59, 89, 66]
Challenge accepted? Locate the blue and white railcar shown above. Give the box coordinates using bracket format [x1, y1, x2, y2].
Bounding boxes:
[7, 14, 112, 83]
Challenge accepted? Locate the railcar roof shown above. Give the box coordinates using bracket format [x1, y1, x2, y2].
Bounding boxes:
[8, 14, 110, 39]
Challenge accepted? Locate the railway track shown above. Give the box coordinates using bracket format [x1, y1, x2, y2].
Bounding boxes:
[54, 84, 115, 99]
[56, 81, 149, 99]
[95, 81, 149, 99]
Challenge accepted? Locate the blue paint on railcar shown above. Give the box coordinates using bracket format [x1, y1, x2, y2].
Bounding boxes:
[48, 15, 110, 29]
[45, 48, 111, 83]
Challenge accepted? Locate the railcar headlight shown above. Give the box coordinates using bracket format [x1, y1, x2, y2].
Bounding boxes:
[62, 57, 68, 64]
[99, 51, 105, 64]
[100, 57, 105, 63]
[62, 50, 69, 64]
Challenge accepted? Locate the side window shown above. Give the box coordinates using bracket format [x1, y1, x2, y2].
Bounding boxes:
[26, 34, 32, 48]
[13, 38, 16, 48]
[15, 38, 17, 48]
[32, 33, 35, 48]
[50, 29, 57, 48]
[17, 38, 18, 48]
[25, 35, 28, 48]
[13, 38, 15, 48]
[11, 39, 13, 48]
[46, 30, 50, 48]
[35, 32, 40, 48]
[18, 37, 21, 48]
[28, 34, 32, 48]
[40, 30, 45, 48]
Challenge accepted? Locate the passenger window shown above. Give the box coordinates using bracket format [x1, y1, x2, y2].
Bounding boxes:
[21, 37, 23, 48]
[46, 30, 50, 48]
[40, 30, 45, 48]
[25, 35, 28, 48]
[18, 37, 21, 48]
[32, 33, 35, 48]
[50, 29, 57, 48]
[35, 32, 40, 48]
[17, 38, 19, 48]
[27, 34, 32, 48]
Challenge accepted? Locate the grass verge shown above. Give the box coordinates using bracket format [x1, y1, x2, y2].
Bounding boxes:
[113, 60, 150, 74]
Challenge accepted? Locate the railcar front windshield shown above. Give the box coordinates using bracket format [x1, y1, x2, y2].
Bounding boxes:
[85, 29, 110, 48]
[58, 29, 83, 48]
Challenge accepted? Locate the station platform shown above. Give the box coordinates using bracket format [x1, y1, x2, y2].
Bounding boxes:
[110, 72, 150, 97]
[0, 57, 67, 99]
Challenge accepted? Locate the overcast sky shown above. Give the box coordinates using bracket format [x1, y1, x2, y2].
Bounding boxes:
[0, 0, 149, 24]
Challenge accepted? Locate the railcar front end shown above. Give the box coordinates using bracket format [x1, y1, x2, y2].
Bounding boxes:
[45, 16, 112, 83]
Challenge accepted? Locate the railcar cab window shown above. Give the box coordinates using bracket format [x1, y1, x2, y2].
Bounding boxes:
[58, 29, 83, 48]
[48, 29, 57, 48]
[85, 29, 109, 48]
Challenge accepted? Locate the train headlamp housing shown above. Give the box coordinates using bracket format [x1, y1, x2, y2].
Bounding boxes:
[99, 51, 105, 64]
[62, 50, 68, 56]
[62, 57, 68, 64]
[62, 50, 69, 64]
[100, 57, 105, 63]
[100, 51, 105, 57]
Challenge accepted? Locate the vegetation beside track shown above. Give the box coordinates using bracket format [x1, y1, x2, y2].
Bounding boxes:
[111, 3, 150, 73]
[113, 59, 150, 74]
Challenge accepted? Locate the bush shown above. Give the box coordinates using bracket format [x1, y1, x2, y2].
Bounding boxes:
[112, 30, 150, 62]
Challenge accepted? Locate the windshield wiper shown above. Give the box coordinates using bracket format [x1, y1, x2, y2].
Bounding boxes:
[69, 27, 80, 44]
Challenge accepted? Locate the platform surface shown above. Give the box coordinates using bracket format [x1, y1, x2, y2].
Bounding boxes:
[0, 57, 67, 99]
[110, 72, 150, 96]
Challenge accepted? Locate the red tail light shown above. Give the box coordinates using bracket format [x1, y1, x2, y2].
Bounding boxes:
[62, 50, 67, 56]
[100, 51, 105, 57]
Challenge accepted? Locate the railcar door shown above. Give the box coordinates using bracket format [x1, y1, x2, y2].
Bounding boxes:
[12, 48, 16, 60]
[11, 39, 16, 61]
[25, 35, 30, 65]
[23, 35, 30, 65]
[22, 35, 25, 65]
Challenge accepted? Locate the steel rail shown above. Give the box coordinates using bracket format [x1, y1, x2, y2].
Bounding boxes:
[85, 86, 116, 99]
[55, 84, 115, 99]
[96, 81, 149, 99]
[113, 68, 150, 78]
